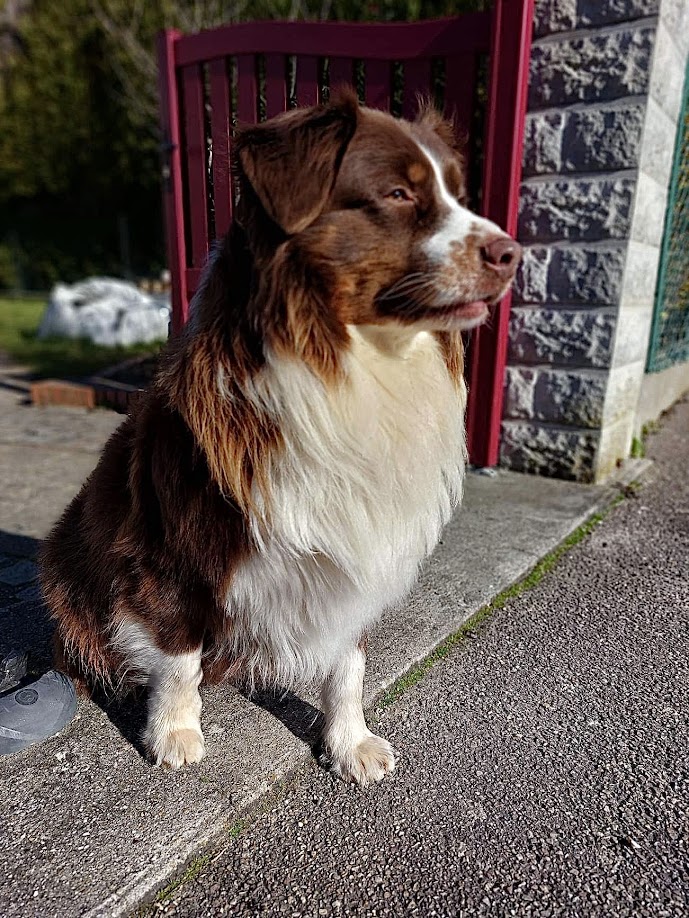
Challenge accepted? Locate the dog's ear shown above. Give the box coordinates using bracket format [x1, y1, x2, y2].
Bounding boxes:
[415, 100, 462, 151]
[236, 89, 359, 236]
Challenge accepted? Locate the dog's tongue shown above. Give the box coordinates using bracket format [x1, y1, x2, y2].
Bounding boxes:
[455, 300, 489, 320]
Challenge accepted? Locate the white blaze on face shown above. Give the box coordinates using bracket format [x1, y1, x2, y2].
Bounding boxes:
[418, 142, 504, 264]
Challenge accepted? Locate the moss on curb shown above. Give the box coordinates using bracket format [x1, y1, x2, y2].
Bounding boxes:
[379, 495, 624, 709]
[135, 853, 214, 915]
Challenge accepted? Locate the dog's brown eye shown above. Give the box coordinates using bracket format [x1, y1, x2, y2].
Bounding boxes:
[388, 188, 412, 203]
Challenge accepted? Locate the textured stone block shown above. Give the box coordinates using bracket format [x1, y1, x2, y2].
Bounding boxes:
[519, 178, 635, 243]
[602, 362, 644, 426]
[618, 240, 660, 307]
[630, 172, 669, 247]
[504, 367, 607, 427]
[639, 98, 677, 186]
[514, 245, 626, 306]
[660, 0, 689, 56]
[551, 246, 626, 304]
[533, 0, 577, 37]
[649, 21, 686, 120]
[514, 247, 551, 303]
[595, 415, 634, 481]
[523, 113, 564, 175]
[562, 105, 645, 172]
[508, 308, 616, 367]
[578, 0, 659, 28]
[612, 305, 654, 365]
[500, 421, 598, 481]
[529, 28, 653, 109]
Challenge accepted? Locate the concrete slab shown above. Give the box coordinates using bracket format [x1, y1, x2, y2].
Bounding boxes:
[0, 382, 651, 918]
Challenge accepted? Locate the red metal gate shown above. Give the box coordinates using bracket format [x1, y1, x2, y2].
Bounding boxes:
[157, 2, 533, 466]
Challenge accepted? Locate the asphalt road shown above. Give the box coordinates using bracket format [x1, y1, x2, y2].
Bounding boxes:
[152, 397, 689, 918]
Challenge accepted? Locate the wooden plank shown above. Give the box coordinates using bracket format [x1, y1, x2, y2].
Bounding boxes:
[402, 57, 432, 120]
[365, 59, 391, 111]
[296, 55, 319, 106]
[236, 54, 258, 123]
[175, 16, 491, 67]
[209, 57, 232, 239]
[329, 57, 354, 91]
[265, 53, 287, 117]
[157, 29, 188, 333]
[444, 53, 477, 146]
[181, 63, 209, 273]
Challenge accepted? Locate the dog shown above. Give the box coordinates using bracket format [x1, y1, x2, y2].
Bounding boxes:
[39, 88, 521, 784]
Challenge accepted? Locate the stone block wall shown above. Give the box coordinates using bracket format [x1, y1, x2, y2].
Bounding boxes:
[501, 0, 689, 481]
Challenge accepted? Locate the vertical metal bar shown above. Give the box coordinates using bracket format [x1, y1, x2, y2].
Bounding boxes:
[182, 63, 210, 273]
[296, 55, 319, 106]
[465, 0, 535, 467]
[444, 54, 477, 146]
[237, 54, 258, 123]
[209, 57, 233, 240]
[402, 58, 432, 120]
[265, 53, 287, 117]
[329, 57, 354, 91]
[365, 59, 391, 111]
[157, 29, 188, 335]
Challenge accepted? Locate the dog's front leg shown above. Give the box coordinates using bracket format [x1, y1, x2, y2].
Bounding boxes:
[143, 645, 205, 769]
[320, 639, 396, 786]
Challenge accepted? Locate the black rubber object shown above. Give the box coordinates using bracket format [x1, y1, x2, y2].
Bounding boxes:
[0, 665, 77, 756]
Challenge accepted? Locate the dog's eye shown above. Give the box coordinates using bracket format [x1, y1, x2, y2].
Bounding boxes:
[387, 188, 412, 203]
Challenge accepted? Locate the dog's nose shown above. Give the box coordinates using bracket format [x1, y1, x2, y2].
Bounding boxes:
[481, 236, 523, 279]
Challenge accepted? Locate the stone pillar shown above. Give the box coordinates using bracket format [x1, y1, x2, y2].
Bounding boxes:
[500, 0, 689, 482]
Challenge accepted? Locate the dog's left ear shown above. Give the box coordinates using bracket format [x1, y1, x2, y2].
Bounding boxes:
[415, 102, 461, 151]
[236, 90, 359, 236]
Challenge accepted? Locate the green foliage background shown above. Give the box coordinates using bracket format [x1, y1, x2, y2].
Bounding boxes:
[0, 0, 488, 291]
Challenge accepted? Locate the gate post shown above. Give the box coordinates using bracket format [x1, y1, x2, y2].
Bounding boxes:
[157, 29, 189, 335]
[465, 0, 535, 467]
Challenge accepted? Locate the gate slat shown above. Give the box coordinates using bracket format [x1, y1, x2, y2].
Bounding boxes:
[329, 57, 354, 91]
[181, 64, 209, 269]
[296, 55, 320, 106]
[402, 58, 432, 119]
[265, 53, 287, 117]
[237, 54, 258, 122]
[209, 58, 232, 239]
[445, 53, 477, 148]
[157, 30, 188, 332]
[364, 59, 391, 111]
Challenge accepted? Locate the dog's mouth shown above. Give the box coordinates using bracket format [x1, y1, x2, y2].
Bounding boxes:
[443, 299, 490, 321]
[374, 284, 503, 329]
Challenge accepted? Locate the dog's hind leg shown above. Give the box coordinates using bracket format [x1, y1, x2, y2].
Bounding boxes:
[320, 638, 396, 786]
[112, 619, 205, 769]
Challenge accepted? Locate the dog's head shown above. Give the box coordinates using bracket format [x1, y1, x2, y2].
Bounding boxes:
[235, 88, 521, 346]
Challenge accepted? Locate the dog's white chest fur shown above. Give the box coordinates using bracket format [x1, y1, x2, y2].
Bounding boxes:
[225, 327, 467, 685]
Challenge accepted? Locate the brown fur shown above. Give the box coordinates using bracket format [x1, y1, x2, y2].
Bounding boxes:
[39, 90, 517, 696]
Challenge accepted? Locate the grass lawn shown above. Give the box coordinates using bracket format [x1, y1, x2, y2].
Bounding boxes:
[0, 296, 163, 379]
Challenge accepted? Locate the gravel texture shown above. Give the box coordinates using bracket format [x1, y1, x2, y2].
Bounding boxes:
[157, 396, 689, 918]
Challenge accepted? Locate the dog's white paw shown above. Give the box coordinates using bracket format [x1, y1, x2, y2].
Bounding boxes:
[322, 732, 396, 786]
[146, 727, 205, 769]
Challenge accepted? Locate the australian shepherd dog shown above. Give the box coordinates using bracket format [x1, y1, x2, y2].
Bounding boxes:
[40, 89, 521, 784]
